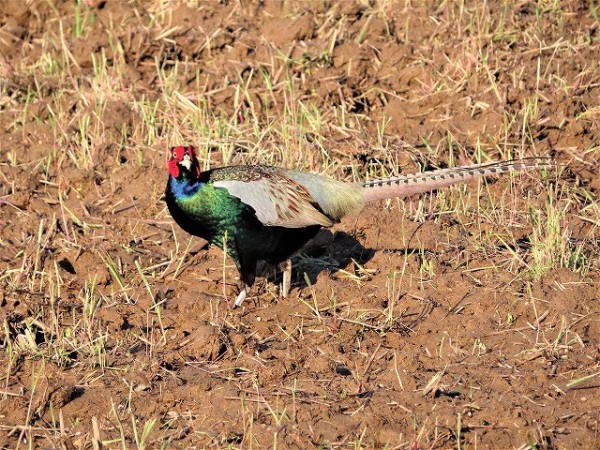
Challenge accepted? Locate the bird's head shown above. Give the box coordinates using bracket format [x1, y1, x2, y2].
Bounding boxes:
[168, 145, 201, 179]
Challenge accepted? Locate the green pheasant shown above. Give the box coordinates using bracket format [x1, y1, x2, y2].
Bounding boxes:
[165, 145, 549, 306]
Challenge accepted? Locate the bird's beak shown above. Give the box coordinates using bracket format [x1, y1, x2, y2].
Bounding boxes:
[179, 154, 192, 171]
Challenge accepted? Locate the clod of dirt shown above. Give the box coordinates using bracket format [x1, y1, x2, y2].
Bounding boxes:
[126, 373, 152, 392]
[261, 15, 314, 46]
[51, 385, 82, 409]
[72, 251, 111, 285]
[0, 19, 25, 54]
[178, 324, 226, 361]
[31, 377, 82, 420]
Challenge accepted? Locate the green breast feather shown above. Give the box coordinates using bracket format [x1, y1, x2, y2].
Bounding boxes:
[177, 183, 251, 253]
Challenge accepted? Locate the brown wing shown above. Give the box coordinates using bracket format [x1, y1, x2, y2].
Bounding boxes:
[212, 166, 334, 228]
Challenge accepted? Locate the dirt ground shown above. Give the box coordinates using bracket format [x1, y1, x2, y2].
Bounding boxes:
[1, 1, 599, 448]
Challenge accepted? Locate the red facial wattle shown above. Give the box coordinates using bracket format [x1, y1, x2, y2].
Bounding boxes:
[168, 158, 180, 178]
[168, 145, 200, 178]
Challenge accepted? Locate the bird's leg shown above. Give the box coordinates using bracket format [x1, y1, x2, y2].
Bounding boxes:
[233, 257, 256, 308]
[278, 259, 292, 298]
[233, 283, 248, 308]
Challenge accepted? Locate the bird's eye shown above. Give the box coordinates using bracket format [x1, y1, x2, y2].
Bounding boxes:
[172, 151, 177, 158]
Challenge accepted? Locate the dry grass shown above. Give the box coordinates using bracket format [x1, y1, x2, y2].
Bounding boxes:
[1, 1, 599, 449]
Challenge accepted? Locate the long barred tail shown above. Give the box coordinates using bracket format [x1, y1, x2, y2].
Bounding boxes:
[361, 157, 552, 203]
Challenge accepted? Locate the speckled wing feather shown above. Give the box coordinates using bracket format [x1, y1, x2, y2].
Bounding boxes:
[282, 170, 365, 221]
[212, 165, 335, 228]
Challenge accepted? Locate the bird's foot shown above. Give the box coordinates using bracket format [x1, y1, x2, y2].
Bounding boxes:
[278, 259, 292, 299]
[233, 286, 247, 308]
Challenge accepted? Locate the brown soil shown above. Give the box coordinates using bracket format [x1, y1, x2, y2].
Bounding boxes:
[1, 1, 599, 449]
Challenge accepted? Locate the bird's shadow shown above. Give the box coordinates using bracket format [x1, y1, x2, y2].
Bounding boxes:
[260, 229, 376, 289]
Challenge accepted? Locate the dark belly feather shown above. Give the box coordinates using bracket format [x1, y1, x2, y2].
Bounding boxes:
[166, 183, 320, 287]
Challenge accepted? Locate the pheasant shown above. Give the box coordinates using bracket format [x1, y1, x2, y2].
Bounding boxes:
[165, 145, 550, 307]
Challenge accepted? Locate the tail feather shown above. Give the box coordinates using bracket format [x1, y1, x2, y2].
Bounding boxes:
[361, 157, 551, 203]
